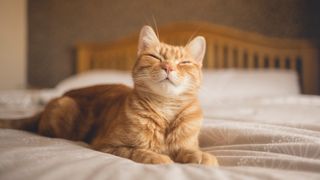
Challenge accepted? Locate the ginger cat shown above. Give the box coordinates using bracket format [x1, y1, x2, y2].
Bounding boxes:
[0, 26, 218, 166]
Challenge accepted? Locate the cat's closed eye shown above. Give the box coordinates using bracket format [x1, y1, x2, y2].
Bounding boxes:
[144, 53, 163, 62]
[180, 60, 191, 64]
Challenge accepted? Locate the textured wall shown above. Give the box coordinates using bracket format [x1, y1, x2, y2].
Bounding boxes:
[0, 0, 26, 89]
[28, 0, 320, 87]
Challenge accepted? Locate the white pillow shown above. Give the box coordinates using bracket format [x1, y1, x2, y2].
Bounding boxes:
[199, 69, 300, 107]
[55, 69, 299, 107]
[56, 70, 133, 93]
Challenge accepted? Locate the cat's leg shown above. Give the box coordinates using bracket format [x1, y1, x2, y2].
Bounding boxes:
[173, 149, 218, 166]
[99, 146, 173, 164]
[38, 96, 82, 140]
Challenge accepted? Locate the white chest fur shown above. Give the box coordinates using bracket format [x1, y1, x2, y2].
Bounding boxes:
[158, 103, 181, 122]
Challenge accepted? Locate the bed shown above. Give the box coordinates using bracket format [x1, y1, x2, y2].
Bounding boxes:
[1, 22, 320, 180]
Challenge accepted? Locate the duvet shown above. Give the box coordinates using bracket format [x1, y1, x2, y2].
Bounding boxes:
[0, 95, 320, 180]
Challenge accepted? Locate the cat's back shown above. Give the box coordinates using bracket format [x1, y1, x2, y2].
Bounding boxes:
[64, 84, 132, 102]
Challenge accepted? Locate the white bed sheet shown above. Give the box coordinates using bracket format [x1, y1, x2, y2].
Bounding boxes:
[1, 95, 320, 180]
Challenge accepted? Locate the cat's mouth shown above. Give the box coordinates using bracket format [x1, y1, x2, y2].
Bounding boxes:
[160, 77, 176, 86]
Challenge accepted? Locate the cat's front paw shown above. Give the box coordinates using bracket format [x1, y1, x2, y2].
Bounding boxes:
[176, 150, 218, 166]
[140, 154, 174, 164]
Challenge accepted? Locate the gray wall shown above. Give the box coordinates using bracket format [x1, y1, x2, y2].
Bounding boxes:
[28, 0, 320, 88]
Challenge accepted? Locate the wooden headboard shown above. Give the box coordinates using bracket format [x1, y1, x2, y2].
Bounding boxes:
[76, 22, 319, 94]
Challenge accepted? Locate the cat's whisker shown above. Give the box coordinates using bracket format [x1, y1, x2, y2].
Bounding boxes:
[151, 15, 160, 40]
[186, 26, 201, 45]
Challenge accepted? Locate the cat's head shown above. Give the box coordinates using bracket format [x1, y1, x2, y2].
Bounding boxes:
[132, 26, 205, 97]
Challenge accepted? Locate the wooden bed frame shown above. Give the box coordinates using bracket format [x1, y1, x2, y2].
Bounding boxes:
[76, 22, 319, 94]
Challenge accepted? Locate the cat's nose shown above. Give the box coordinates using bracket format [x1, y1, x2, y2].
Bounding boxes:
[160, 63, 174, 74]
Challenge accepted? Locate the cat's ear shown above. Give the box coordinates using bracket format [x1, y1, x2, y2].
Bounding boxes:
[137, 26, 160, 55]
[186, 36, 206, 66]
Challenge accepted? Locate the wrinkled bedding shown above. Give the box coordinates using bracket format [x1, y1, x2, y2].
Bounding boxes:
[1, 95, 320, 180]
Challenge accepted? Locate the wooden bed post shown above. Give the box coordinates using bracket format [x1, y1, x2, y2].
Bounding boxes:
[77, 45, 91, 73]
[302, 48, 319, 94]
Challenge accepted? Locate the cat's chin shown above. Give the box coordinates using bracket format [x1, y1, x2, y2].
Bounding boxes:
[147, 80, 187, 97]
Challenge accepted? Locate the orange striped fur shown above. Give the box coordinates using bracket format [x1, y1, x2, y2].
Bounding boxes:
[0, 26, 218, 166]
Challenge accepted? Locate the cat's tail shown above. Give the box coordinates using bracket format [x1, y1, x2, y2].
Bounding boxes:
[0, 113, 42, 132]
